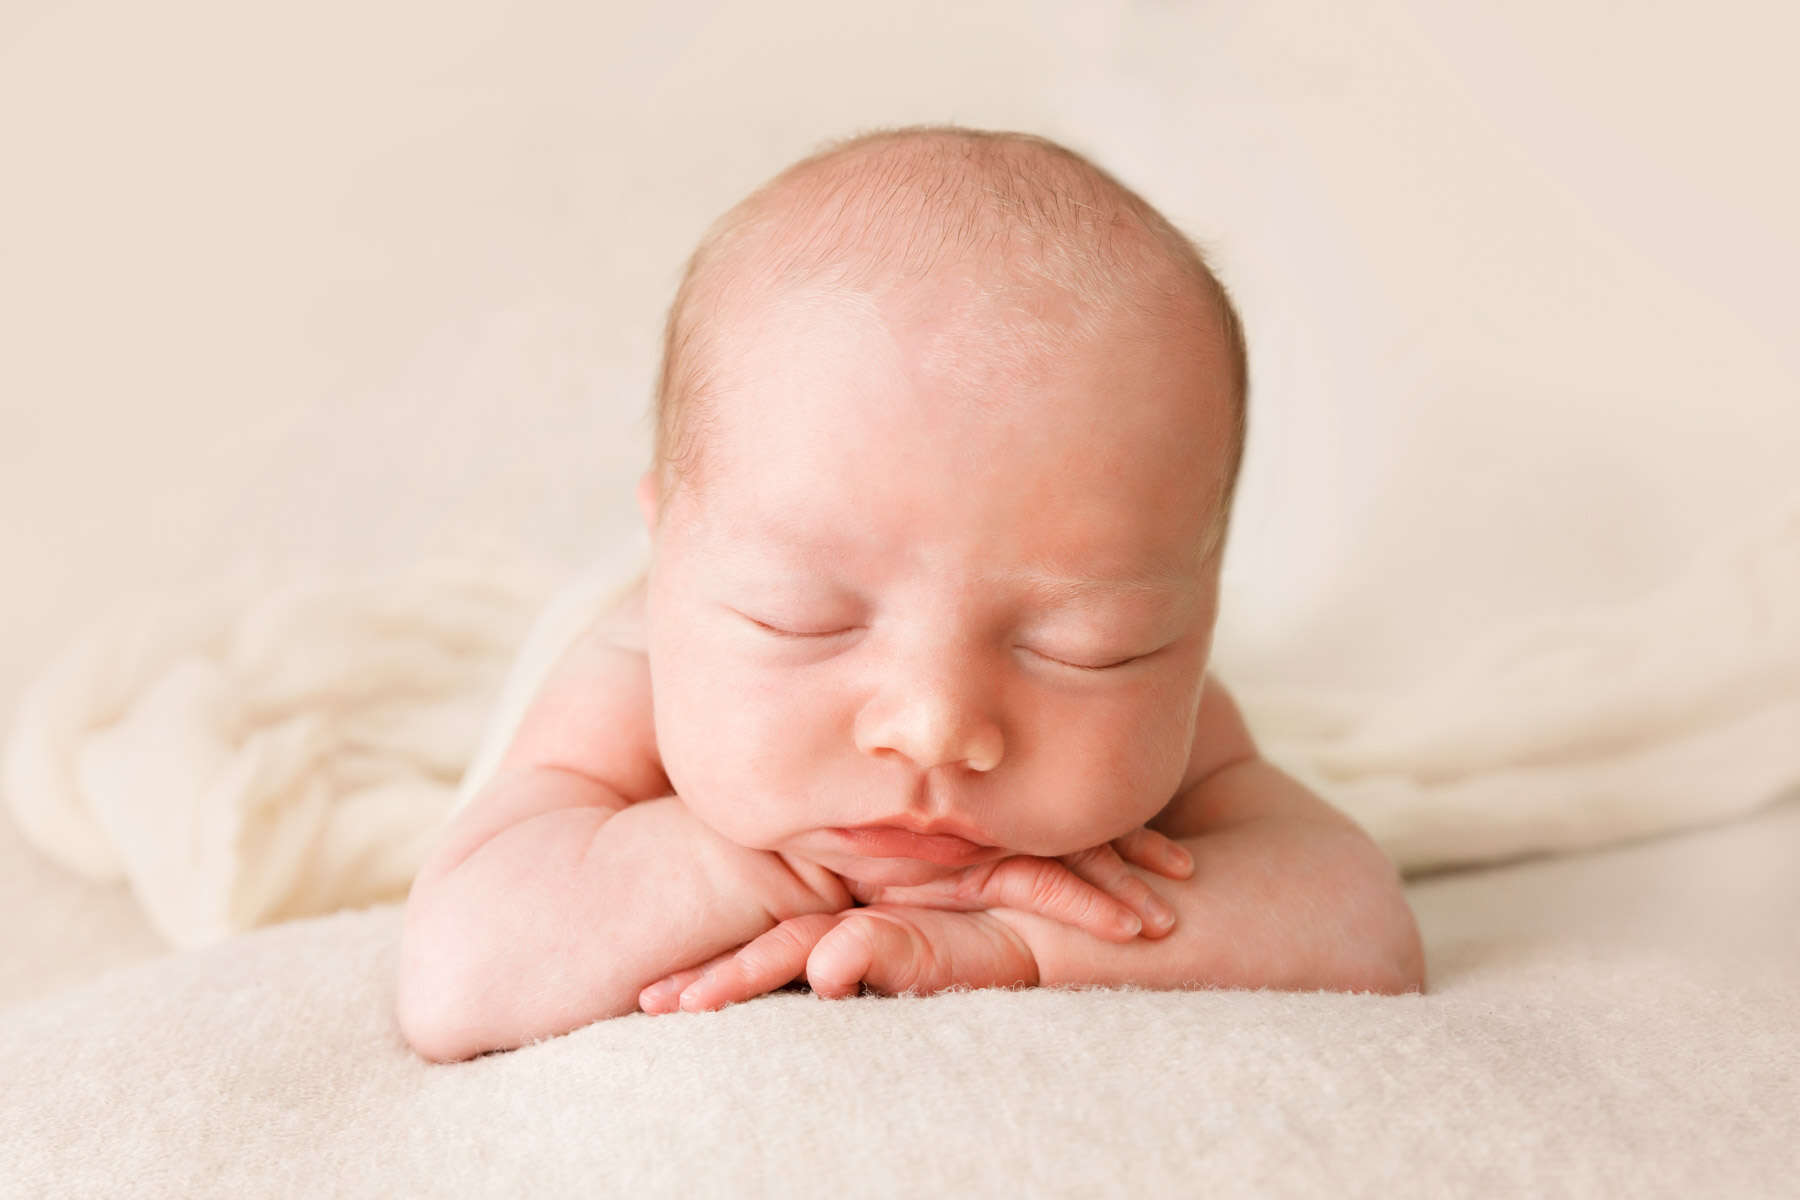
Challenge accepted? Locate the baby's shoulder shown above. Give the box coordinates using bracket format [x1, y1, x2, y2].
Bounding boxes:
[492, 567, 667, 803]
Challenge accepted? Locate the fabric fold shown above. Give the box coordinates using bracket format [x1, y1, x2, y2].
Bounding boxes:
[4, 557, 558, 949]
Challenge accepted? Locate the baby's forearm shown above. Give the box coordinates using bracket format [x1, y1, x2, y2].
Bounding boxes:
[991, 805, 1425, 996]
[397, 793, 835, 1060]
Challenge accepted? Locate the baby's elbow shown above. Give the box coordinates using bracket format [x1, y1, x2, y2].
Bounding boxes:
[1365, 917, 1427, 996]
[1397, 912, 1428, 994]
[394, 892, 492, 1063]
[395, 983, 479, 1065]
[1366, 887, 1427, 996]
[1334, 832, 1428, 997]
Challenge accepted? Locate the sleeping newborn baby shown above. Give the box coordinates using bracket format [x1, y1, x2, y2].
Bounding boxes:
[397, 126, 1424, 1062]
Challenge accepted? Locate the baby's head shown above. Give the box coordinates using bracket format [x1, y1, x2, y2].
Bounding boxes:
[636, 126, 1249, 884]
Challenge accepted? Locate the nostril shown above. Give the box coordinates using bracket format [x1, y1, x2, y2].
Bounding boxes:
[962, 727, 1003, 773]
[852, 688, 1002, 775]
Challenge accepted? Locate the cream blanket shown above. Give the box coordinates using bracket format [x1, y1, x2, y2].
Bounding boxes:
[4, 795, 1797, 1196]
[4, 494, 1797, 950]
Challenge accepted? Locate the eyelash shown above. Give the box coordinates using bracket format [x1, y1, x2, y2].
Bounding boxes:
[743, 616, 845, 640]
[741, 616, 1138, 672]
[1037, 651, 1141, 673]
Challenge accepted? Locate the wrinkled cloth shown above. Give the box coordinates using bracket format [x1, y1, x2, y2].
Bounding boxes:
[6, 496, 1799, 948]
[2, 557, 557, 948]
[1231, 492, 1800, 871]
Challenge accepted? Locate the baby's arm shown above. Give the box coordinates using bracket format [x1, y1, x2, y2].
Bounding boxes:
[988, 676, 1427, 995]
[642, 828, 1198, 1014]
[394, 625, 851, 1062]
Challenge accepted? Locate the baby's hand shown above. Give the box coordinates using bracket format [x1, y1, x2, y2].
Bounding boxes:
[637, 825, 1194, 1014]
[640, 904, 1034, 1012]
[843, 825, 1194, 940]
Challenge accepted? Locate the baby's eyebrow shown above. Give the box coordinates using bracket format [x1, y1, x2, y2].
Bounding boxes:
[1000, 565, 1196, 607]
[717, 515, 1196, 604]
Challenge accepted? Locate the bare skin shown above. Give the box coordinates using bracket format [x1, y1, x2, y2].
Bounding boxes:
[592, 570, 1244, 1013]
[396, 265, 1422, 1062]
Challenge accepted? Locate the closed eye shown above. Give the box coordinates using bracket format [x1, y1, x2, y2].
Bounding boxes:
[1024, 647, 1144, 672]
[739, 613, 852, 639]
[740, 612, 1146, 670]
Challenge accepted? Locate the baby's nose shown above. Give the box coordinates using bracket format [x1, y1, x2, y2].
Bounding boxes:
[852, 656, 1004, 774]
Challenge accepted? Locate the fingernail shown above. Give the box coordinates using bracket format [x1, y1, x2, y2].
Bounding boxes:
[1148, 898, 1177, 929]
[1168, 845, 1194, 872]
[639, 981, 674, 1007]
[1116, 912, 1143, 936]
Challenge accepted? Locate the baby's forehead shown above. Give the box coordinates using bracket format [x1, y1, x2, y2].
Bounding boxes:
[687, 324, 1230, 575]
[665, 134, 1244, 544]
[715, 250, 1217, 409]
[710, 260, 1227, 452]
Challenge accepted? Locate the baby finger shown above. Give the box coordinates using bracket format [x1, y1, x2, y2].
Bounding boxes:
[980, 855, 1144, 942]
[1061, 844, 1179, 939]
[677, 913, 842, 1013]
[638, 948, 739, 1014]
[807, 908, 929, 999]
[1110, 826, 1195, 881]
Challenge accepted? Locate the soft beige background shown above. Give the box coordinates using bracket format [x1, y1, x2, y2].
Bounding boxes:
[3, 0, 1796, 919]
[5, 0, 1797, 709]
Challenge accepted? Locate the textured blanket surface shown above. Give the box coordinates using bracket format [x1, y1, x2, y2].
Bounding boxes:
[4, 793, 1796, 1198]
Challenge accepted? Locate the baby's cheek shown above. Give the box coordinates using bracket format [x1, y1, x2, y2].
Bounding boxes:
[1004, 757, 1168, 855]
[656, 685, 802, 848]
[1061, 719, 1189, 840]
[659, 752, 777, 849]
